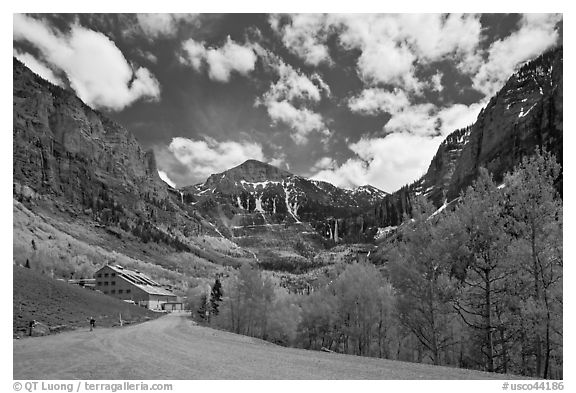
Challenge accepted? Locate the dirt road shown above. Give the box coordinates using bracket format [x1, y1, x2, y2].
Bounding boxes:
[14, 313, 506, 379]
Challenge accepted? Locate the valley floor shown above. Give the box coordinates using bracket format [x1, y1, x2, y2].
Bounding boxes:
[14, 313, 514, 380]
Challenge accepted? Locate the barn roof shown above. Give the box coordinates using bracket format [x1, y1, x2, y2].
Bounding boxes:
[98, 265, 177, 297]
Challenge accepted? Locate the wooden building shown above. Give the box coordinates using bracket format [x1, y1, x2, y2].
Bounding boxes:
[94, 264, 177, 310]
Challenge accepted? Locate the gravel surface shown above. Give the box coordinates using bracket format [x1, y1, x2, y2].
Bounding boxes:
[14, 313, 511, 380]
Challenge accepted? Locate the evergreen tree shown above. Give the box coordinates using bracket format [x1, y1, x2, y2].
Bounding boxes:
[210, 278, 223, 316]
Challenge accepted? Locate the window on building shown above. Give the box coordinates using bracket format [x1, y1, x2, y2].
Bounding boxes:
[104, 273, 109, 277]
[111, 281, 115, 286]
[97, 273, 102, 278]
[103, 291, 108, 294]
[97, 282, 101, 286]
[126, 289, 131, 294]
[118, 289, 123, 294]
[111, 290, 115, 294]
[111, 273, 116, 277]
[104, 282, 108, 286]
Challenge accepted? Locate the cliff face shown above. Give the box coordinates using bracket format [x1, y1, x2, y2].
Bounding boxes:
[13, 58, 206, 243]
[13, 58, 166, 207]
[375, 47, 563, 227]
[448, 47, 562, 200]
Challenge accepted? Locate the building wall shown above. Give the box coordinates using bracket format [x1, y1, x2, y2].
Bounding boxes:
[162, 303, 183, 312]
[144, 295, 178, 310]
[94, 266, 176, 310]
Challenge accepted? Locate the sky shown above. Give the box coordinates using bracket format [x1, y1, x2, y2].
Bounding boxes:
[12, 13, 563, 193]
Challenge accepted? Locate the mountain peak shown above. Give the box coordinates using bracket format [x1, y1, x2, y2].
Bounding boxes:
[206, 159, 292, 185]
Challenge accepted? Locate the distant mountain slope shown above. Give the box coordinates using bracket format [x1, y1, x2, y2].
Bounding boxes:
[375, 46, 563, 227]
[182, 159, 388, 242]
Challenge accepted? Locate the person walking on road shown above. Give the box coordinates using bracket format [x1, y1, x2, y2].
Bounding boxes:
[89, 316, 95, 331]
[28, 320, 36, 336]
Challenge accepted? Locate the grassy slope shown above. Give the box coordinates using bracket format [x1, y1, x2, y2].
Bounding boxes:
[14, 313, 519, 379]
[13, 266, 161, 336]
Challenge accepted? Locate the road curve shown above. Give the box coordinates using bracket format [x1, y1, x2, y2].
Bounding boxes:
[14, 313, 507, 380]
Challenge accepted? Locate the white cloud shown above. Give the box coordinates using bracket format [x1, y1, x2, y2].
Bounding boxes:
[349, 87, 484, 137]
[136, 13, 198, 39]
[348, 88, 410, 115]
[158, 170, 176, 188]
[325, 13, 483, 92]
[13, 14, 160, 111]
[268, 153, 288, 169]
[470, 13, 561, 97]
[180, 36, 257, 82]
[256, 51, 331, 145]
[311, 157, 338, 172]
[265, 100, 327, 145]
[430, 71, 444, 92]
[383, 103, 438, 136]
[159, 137, 265, 185]
[267, 61, 325, 102]
[269, 14, 332, 66]
[312, 133, 445, 192]
[180, 39, 206, 70]
[13, 49, 63, 86]
[436, 102, 485, 134]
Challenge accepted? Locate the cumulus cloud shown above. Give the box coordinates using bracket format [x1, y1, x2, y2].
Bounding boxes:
[180, 36, 257, 82]
[13, 14, 160, 111]
[264, 101, 327, 145]
[470, 13, 561, 97]
[13, 49, 63, 86]
[156, 137, 265, 186]
[349, 87, 484, 137]
[269, 13, 332, 66]
[271, 14, 483, 93]
[136, 13, 198, 39]
[312, 133, 445, 192]
[255, 50, 331, 144]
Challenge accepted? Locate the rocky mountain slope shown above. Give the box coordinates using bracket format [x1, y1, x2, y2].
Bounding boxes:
[182, 159, 388, 242]
[12, 57, 224, 244]
[13, 58, 254, 288]
[374, 46, 563, 228]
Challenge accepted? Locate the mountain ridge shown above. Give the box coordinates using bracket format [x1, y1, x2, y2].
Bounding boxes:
[181, 158, 388, 243]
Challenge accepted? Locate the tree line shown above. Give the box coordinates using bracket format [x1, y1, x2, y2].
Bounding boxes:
[189, 151, 562, 378]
